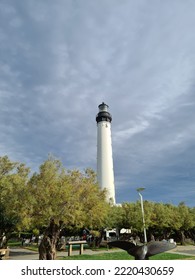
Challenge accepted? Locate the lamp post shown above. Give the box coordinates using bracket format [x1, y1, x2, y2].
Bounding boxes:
[136, 188, 147, 244]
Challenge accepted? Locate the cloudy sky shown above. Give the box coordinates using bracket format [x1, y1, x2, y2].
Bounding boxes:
[1, 0, 195, 206]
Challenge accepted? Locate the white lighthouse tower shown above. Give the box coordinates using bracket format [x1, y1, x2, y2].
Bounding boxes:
[96, 102, 116, 204]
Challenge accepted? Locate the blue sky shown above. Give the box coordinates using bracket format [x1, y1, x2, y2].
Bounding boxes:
[0, 0, 195, 206]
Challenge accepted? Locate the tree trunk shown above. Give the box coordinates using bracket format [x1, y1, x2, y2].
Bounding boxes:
[181, 231, 186, 245]
[39, 218, 60, 260]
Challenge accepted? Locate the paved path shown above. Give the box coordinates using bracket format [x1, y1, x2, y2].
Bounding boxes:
[6, 245, 195, 260]
[8, 247, 39, 260]
[8, 247, 120, 260]
[168, 245, 195, 257]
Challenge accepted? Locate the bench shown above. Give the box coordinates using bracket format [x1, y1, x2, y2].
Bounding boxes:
[67, 240, 87, 256]
[0, 248, 9, 260]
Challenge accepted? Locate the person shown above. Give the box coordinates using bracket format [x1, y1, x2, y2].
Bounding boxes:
[82, 229, 87, 240]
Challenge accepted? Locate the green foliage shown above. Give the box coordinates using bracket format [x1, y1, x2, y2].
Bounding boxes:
[120, 202, 143, 230]
[32, 228, 40, 237]
[105, 205, 124, 229]
[177, 202, 194, 230]
[0, 156, 31, 245]
[1, 154, 195, 247]
[106, 200, 195, 243]
[0, 155, 109, 244]
[29, 156, 109, 230]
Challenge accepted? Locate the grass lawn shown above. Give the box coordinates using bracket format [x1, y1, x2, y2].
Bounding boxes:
[59, 251, 195, 260]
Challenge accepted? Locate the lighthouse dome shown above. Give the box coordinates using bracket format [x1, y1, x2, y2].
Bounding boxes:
[96, 102, 112, 123]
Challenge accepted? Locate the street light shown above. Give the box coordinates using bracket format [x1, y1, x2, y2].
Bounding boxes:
[136, 187, 147, 244]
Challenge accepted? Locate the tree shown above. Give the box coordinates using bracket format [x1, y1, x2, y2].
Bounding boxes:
[29, 156, 109, 232]
[27, 156, 110, 256]
[176, 202, 195, 244]
[0, 156, 31, 248]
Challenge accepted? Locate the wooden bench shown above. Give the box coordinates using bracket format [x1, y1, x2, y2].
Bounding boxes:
[67, 240, 87, 256]
[0, 248, 9, 260]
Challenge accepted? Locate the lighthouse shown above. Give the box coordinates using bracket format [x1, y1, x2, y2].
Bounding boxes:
[96, 102, 116, 204]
